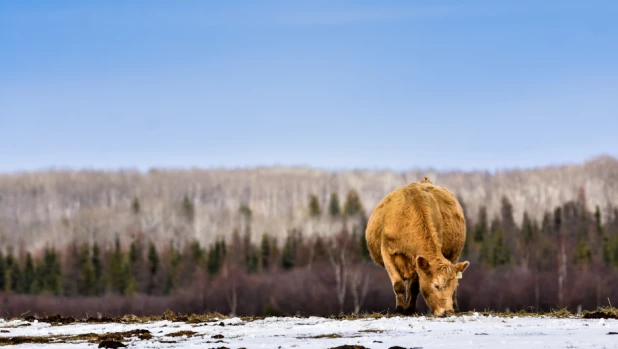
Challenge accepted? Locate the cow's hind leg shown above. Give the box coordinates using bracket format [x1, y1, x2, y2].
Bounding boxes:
[382, 252, 407, 314]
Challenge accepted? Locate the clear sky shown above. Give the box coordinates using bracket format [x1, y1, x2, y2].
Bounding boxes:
[1, 0, 617, 173]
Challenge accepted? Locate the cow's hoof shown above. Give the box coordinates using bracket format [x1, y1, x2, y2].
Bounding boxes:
[394, 306, 416, 316]
[403, 307, 417, 316]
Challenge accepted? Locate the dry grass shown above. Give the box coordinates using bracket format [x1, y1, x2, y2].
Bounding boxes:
[582, 306, 618, 319]
[7, 306, 618, 329]
[320, 306, 607, 320]
[331, 312, 396, 320]
[298, 333, 368, 339]
[167, 330, 199, 338]
[0, 336, 54, 346]
[15, 309, 229, 325]
[0, 329, 152, 347]
[358, 329, 384, 333]
[305, 333, 343, 339]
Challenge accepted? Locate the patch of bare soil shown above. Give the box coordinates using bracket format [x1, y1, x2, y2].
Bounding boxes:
[98, 340, 126, 348]
[37, 314, 77, 325]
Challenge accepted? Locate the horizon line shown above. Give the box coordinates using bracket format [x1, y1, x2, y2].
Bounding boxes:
[0, 154, 615, 176]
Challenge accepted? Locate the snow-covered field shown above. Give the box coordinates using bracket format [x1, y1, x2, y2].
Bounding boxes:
[1, 313, 618, 348]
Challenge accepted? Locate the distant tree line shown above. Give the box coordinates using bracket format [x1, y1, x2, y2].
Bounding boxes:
[0, 190, 367, 297]
[1, 188, 618, 317]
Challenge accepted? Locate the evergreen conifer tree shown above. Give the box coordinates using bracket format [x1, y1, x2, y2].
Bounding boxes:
[22, 253, 35, 294]
[260, 232, 271, 271]
[63, 241, 80, 296]
[164, 243, 182, 293]
[108, 236, 126, 294]
[128, 239, 143, 291]
[474, 206, 488, 242]
[79, 243, 96, 296]
[0, 251, 5, 292]
[206, 243, 219, 275]
[554, 207, 562, 233]
[31, 257, 43, 295]
[131, 196, 141, 215]
[522, 211, 535, 245]
[123, 262, 137, 296]
[595, 205, 603, 236]
[5, 248, 22, 293]
[147, 241, 159, 294]
[343, 189, 363, 217]
[308, 195, 321, 217]
[328, 192, 341, 217]
[574, 231, 592, 266]
[245, 244, 259, 273]
[478, 230, 493, 266]
[206, 239, 226, 275]
[44, 247, 63, 295]
[359, 229, 370, 260]
[91, 242, 103, 295]
[189, 240, 205, 266]
[182, 195, 195, 222]
[281, 234, 296, 270]
[164, 274, 174, 295]
[491, 227, 511, 267]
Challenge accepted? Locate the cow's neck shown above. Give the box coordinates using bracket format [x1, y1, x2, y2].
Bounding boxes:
[419, 226, 444, 260]
[420, 241, 443, 260]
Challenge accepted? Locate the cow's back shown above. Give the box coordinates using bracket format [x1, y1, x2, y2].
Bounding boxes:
[418, 182, 467, 260]
[365, 180, 466, 266]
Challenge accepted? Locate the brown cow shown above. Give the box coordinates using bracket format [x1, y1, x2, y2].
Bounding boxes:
[365, 177, 469, 317]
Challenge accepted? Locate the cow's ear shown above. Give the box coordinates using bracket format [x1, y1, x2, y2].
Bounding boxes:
[454, 261, 470, 274]
[416, 255, 431, 275]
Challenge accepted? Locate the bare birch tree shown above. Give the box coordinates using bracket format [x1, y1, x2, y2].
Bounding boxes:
[348, 264, 370, 314]
[226, 280, 238, 317]
[326, 225, 356, 315]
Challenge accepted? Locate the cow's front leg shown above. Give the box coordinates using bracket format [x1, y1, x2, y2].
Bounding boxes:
[393, 280, 407, 314]
[403, 278, 420, 315]
[452, 287, 460, 313]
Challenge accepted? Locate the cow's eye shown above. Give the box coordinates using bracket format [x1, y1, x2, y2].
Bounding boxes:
[434, 284, 441, 291]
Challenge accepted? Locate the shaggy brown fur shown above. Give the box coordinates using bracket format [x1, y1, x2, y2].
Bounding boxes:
[365, 177, 470, 317]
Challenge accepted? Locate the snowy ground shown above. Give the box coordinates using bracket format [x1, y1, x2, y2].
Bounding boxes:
[1, 313, 618, 348]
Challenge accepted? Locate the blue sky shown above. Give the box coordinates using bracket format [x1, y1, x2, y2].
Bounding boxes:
[1, 0, 617, 173]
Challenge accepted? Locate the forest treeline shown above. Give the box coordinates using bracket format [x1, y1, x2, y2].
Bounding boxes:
[1, 188, 618, 318]
[1, 156, 617, 258]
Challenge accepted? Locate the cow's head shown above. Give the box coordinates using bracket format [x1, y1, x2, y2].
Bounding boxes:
[415, 255, 469, 317]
